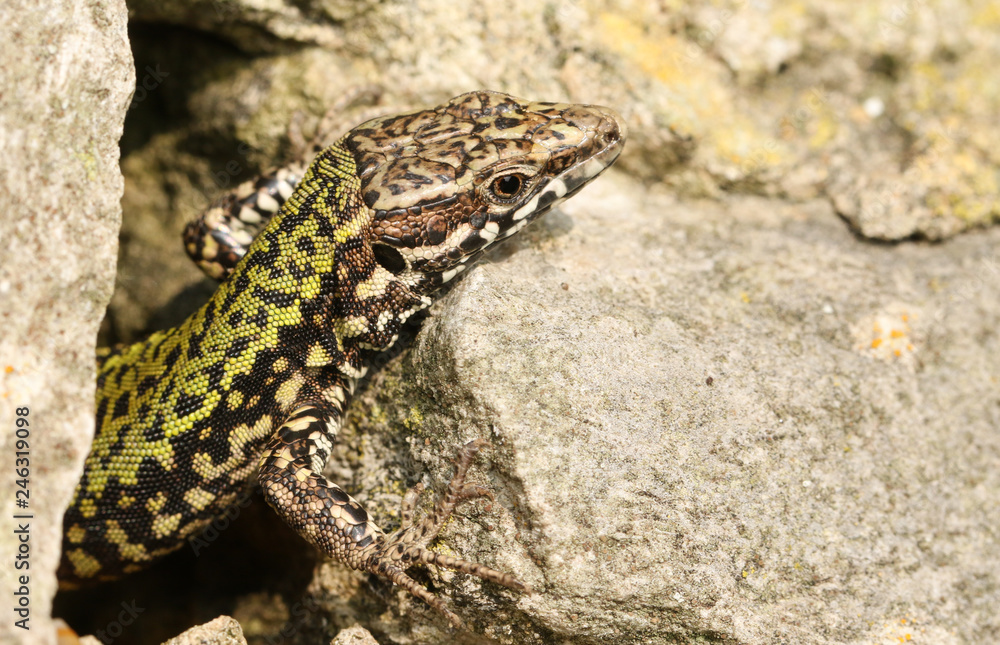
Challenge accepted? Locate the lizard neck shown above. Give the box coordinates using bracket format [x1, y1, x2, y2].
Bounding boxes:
[214, 141, 426, 378]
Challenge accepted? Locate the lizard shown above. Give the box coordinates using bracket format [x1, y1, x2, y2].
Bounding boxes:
[57, 90, 626, 627]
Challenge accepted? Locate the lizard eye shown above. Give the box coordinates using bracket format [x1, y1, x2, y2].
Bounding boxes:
[489, 173, 527, 203]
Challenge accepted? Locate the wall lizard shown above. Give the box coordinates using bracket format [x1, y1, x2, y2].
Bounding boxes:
[58, 90, 626, 626]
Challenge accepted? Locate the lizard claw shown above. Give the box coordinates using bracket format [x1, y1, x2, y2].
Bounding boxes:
[361, 439, 528, 625]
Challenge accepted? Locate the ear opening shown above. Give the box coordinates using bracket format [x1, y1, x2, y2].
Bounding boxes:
[372, 243, 407, 275]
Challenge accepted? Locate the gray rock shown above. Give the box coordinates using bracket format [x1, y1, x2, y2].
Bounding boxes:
[126, 0, 374, 53]
[323, 178, 1000, 643]
[331, 624, 380, 645]
[162, 616, 246, 645]
[0, 1, 131, 644]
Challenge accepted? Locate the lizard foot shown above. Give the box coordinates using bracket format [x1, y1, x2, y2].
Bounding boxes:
[361, 439, 530, 627]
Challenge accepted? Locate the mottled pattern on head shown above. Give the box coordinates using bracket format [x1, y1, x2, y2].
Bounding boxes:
[345, 90, 625, 293]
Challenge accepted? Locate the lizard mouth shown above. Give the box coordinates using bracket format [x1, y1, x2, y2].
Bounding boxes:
[412, 106, 626, 289]
[487, 104, 627, 244]
[358, 93, 628, 291]
[414, 104, 626, 288]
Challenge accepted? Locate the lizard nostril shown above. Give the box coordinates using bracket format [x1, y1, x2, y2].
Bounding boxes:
[593, 107, 627, 149]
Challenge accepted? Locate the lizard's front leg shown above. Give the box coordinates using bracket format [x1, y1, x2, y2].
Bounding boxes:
[183, 86, 384, 281]
[183, 165, 306, 280]
[258, 406, 528, 627]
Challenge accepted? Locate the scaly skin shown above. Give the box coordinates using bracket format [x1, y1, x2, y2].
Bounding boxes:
[59, 91, 626, 626]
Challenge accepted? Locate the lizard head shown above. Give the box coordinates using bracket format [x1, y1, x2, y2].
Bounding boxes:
[344, 90, 626, 296]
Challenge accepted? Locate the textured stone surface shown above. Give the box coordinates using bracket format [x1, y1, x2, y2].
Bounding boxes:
[333, 176, 999, 644]
[162, 616, 247, 645]
[0, 1, 131, 644]
[331, 625, 380, 645]
[37, 0, 1000, 643]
